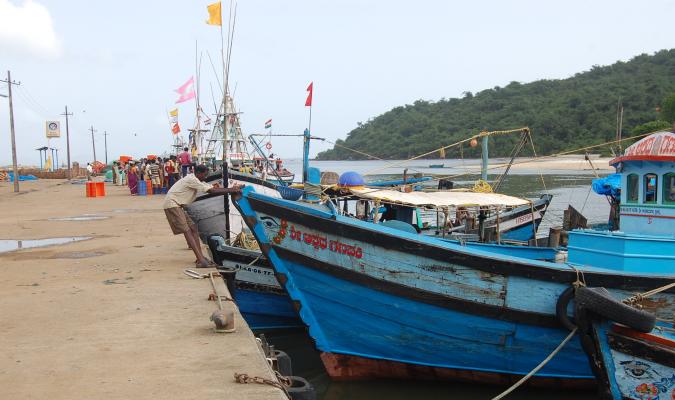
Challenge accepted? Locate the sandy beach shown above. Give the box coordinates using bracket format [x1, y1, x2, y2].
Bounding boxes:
[0, 180, 284, 400]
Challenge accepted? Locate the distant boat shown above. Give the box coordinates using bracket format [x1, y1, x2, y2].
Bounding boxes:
[428, 163, 444, 168]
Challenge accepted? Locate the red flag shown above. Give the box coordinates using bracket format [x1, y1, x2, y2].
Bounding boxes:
[305, 82, 313, 107]
[171, 122, 181, 134]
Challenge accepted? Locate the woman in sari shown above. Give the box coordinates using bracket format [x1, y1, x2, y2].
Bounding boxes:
[128, 161, 139, 195]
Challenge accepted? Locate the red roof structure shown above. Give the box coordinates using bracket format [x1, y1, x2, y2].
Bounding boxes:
[610, 130, 675, 165]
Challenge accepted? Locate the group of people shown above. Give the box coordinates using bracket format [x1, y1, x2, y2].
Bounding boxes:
[110, 148, 195, 196]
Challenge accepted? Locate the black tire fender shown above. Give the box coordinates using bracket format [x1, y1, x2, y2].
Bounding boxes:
[575, 286, 656, 333]
[286, 376, 316, 400]
[556, 286, 577, 331]
[273, 349, 293, 377]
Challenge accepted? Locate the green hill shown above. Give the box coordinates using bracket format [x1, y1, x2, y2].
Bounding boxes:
[316, 49, 675, 160]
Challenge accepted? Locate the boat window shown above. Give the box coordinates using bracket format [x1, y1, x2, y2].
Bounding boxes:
[664, 173, 675, 204]
[626, 174, 638, 203]
[643, 173, 658, 204]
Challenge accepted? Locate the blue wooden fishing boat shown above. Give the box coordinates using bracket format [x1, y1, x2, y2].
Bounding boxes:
[231, 130, 675, 386]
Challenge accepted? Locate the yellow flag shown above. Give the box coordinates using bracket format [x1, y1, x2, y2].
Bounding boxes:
[206, 2, 222, 26]
[169, 108, 178, 117]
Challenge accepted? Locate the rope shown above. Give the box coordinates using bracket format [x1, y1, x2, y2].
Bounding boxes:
[232, 231, 259, 250]
[208, 272, 224, 310]
[472, 179, 493, 193]
[364, 127, 530, 175]
[234, 372, 290, 396]
[490, 327, 578, 400]
[405, 131, 656, 188]
[304, 182, 324, 198]
[527, 131, 547, 192]
[623, 281, 675, 306]
[323, 137, 427, 175]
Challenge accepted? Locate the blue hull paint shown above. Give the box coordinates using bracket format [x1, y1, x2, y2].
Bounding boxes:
[234, 287, 303, 330]
[282, 256, 590, 378]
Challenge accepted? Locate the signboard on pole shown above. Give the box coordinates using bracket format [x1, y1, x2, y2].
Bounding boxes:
[46, 121, 60, 138]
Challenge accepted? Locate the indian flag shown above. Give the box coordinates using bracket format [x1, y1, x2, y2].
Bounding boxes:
[264, 119, 272, 129]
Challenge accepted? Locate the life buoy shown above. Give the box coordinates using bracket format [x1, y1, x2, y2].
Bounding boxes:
[265, 142, 273, 150]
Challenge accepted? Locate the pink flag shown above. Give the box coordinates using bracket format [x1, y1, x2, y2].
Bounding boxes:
[175, 77, 196, 103]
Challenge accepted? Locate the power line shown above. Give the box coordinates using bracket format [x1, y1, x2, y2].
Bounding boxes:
[17, 85, 52, 116]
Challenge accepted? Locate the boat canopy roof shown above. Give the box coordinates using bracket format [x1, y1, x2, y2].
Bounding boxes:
[610, 130, 675, 165]
[348, 188, 530, 208]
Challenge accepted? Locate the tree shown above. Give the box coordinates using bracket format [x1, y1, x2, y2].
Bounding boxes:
[632, 120, 672, 135]
[661, 93, 675, 123]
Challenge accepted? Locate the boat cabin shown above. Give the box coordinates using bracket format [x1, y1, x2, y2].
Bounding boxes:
[612, 130, 675, 236]
[567, 131, 675, 273]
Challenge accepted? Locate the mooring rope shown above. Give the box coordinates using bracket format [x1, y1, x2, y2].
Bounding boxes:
[623, 281, 675, 306]
[410, 131, 656, 188]
[234, 372, 290, 396]
[364, 127, 530, 175]
[490, 327, 579, 400]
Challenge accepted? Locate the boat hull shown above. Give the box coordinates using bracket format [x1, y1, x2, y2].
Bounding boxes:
[234, 190, 675, 383]
[319, 353, 594, 388]
[207, 238, 303, 330]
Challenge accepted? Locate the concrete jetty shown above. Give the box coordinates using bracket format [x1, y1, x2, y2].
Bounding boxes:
[0, 179, 286, 400]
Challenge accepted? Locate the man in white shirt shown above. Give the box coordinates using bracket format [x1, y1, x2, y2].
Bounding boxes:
[164, 165, 243, 267]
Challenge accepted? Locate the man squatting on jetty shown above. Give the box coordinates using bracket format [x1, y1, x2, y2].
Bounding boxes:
[163, 164, 244, 267]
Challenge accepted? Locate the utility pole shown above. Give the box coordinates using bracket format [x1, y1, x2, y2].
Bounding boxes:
[103, 131, 108, 165]
[89, 125, 97, 163]
[61, 106, 73, 178]
[1, 71, 21, 192]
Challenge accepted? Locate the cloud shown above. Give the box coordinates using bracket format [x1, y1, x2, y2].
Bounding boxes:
[0, 0, 61, 57]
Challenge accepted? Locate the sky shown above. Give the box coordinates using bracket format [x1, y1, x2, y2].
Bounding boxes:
[0, 0, 674, 166]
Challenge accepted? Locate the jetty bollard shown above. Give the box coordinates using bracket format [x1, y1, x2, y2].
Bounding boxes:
[208, 272, 235, 333]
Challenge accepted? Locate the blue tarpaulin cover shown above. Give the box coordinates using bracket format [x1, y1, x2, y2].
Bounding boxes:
[8, 173, 38, 182]
[592, 173, 621, 198]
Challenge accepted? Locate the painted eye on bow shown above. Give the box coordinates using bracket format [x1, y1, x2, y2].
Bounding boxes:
[620, 360, 654, 379]
[260, 216, 280, 229]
